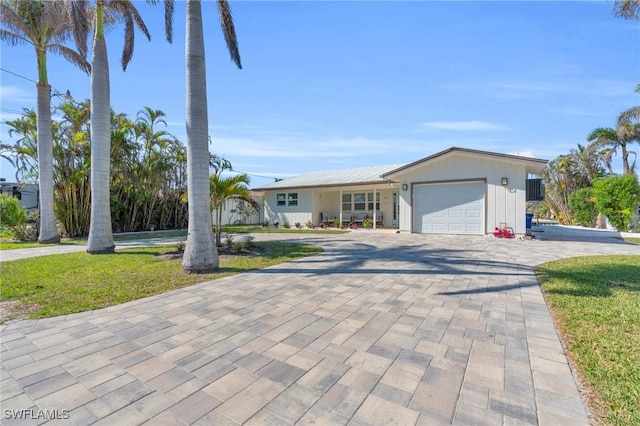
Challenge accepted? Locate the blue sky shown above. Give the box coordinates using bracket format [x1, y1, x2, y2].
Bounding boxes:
[1, 1, 638, 188]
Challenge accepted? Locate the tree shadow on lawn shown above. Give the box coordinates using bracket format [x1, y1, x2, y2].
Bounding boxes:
[537, 262, 640, 298]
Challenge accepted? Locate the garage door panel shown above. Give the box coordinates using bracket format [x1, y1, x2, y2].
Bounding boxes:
[413, 182, 484, 235]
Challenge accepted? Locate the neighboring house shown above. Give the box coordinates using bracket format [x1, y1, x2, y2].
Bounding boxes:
[211, 191, 263, 226]
[255, 147, 548, 236]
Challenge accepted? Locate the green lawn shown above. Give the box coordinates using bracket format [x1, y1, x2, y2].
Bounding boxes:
[0, 241, 322, 322]
[0, 226, 346, 250]
[535, 255, 640, 425]
[622, 237, 640, 244]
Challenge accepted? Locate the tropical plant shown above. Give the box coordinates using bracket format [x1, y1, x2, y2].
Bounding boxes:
[180, 0, 242, 272]
[541, 154, 580, 224]
[210, 172, 253, 247]
[53, 99, 92, 237]
[3, 103, 189, 237]
[592, 174, 640, 231]
[0, 0, 90, 243]
[588, 106, 640, 176]
[568, 188, 598, 228]
[1, 109, 39, 183]
[0, 194, 28, 238]
[542, 142, 612, 224]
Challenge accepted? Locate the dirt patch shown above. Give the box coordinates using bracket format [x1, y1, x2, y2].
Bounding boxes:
[156, 245, 270, 261]
[0, 300, 40, 323]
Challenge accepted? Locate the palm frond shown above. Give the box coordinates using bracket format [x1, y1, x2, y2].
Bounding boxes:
[0, 28, 30, 46]
[217, 0, 242, 69]
[0, 1, 37, 43]
[121, 11, 135, 70]
[587, 127, 617, 144]
[110, 0, 151, 70]
[66, 0, 90, 58]
[48, 44, 91, 74]
[164, 0, 174, 43]
[617, 106, 640, 126]
[613, 0, 640, 19]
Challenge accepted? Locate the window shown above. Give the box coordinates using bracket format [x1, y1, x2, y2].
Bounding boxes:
[342, 193, 352, 212]
[276, 192, 298, 207]
[342, 191, 380, 212]
[354, 193, 366, 211]
[367, 192, 380, 211]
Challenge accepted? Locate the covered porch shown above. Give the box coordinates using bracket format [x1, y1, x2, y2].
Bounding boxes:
[313, 185, 399, 230]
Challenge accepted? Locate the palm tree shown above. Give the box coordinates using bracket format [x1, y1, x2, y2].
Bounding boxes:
[181, 0, 242, 272]
[1, 109, 39, 182]
[613, 0, 640, 19]
[210, 173, 253, 247]
[588, 106, 640, 176]
[0, 0, 90, 243]
[69, 0, 152, 253]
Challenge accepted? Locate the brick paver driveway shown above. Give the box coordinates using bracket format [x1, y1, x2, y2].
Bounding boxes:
[1, 227, 638, 425]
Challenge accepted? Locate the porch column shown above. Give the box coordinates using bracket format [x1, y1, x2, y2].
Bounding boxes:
[339, 189, 343, 225]
[372, 188, 377, 230]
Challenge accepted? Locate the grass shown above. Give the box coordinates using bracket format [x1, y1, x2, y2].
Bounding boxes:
[0, 226, 347, 250]
[622, 237, 640, 244]
[535, 255, 640, 425]
[0, 241, 322, 321]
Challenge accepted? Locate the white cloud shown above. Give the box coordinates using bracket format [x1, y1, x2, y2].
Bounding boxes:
[211, 136, 397, 159]
[419, 120, 508, 131]
[0, 85, 34, 103]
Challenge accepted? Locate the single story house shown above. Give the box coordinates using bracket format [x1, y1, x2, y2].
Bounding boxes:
[255, 147, 548, 236]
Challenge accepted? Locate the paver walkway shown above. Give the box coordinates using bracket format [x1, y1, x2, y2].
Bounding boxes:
[1, 227, 638, 425]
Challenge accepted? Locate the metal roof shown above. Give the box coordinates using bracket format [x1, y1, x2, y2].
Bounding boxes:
[255, 164, 406, 191]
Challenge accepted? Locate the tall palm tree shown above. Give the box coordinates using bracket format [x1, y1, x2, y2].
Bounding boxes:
[181, 0, 242, 272]
[0, 0, 90, 243]
[588, 106, 640, 176]
[69, 0, 152, 253]
[210, 173, 253, 247]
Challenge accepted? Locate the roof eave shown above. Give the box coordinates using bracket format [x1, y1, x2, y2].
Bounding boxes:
[382, 147, 548, 179]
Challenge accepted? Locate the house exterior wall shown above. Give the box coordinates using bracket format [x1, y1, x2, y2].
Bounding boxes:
[263, 189, 314, 226]
[263, 186, 397, 228]
[395, 153, 529, 235]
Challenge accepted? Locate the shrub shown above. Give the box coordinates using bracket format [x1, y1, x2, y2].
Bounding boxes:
[305, 220, 313, 228]
[283, 221, 291, 229]
[332, 218, 340, 228]
[294, 222, 301, 229]
[592, 175, 640, 231]
[0, 194, 29, 240]
[569, 188, 598, 227]
[493, 227, 514, 239]
[362, 217, 373, 229]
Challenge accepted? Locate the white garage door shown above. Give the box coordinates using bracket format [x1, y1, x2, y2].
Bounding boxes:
[413, 182, 484, 235]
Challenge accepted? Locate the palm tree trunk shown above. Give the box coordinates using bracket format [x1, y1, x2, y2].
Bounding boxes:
[87, 28, 115, 253]
[36, 83, 60, 243]
[182, 0, 218, 272]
